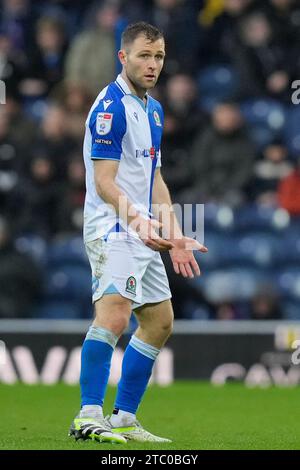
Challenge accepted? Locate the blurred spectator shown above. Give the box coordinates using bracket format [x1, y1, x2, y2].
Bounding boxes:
[161, 73, 204, 196]
[0, 216, 42, 318]
[22, 16, 68, 98]
[33, 103, 77, 180]
[265, 0, 300, 44]
[187, 102, 255, 205]
[16, 152, 60, 237]
[148, 0, 200, 75]
[214, 301, 239, 320]
[247, 140, 293, 205]
[5, 89, 36, 151]
[0, 108, 22, 220]
[121, 0, 153, 23]
[0, 0, 35, 53]
[55, 154, 85, 236]
[0, 27, 26, 97]
[231, 11, 291, 100]
[249, 285, 282, 319]
[52, 81, 93, 140]
[198, 0, 256, 67]
[277, 156, 300, 215]
[64, 1, 121, 96]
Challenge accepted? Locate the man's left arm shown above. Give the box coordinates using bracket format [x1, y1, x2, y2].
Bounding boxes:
[151, 168, 207, 278]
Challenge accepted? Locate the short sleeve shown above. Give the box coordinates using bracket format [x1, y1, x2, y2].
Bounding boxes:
[89, 101, 127, 161]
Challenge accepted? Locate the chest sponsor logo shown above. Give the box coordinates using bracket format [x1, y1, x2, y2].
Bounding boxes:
[136, 147, 159, 160]
[95, 138, 112, 145]
[96, 112, 113, 135]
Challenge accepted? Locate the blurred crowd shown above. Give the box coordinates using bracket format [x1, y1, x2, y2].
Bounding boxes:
[1, 0, 300, 320]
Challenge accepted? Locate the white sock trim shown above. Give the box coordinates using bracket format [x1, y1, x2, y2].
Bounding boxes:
[129, 335, 160, 361]
[85, 326, 118, 349]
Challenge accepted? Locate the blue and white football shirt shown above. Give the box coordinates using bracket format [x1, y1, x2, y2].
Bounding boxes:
[83, 74, 164, 242]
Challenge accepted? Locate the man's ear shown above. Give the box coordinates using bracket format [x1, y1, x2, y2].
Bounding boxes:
[118, 49, 127, 66]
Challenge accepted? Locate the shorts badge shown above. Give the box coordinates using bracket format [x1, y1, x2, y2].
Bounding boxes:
[125, 276, 136, 296]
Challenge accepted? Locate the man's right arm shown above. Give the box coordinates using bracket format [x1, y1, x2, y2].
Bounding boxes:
[94, 159, 140, 227]
[94, 160, 174, 252]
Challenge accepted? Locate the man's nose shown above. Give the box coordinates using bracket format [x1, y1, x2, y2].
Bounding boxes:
[148, 57, 157, 69]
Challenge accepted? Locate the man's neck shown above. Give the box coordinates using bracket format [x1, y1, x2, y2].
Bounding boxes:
[121, 71, 147, 102]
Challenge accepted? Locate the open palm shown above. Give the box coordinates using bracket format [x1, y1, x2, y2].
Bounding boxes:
[169, 237, 208, 278]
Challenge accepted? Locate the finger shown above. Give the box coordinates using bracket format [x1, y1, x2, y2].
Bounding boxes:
[179, 263, 188, 278]
[185, 239, 208, 252]
[190, 257, 201, 276]
[184, 263, 194, 278]
[173, 262, 180, 274]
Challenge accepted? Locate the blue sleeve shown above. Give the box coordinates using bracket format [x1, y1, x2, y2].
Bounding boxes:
[158, 102, 164, 128]
[89, 100, 127, 161]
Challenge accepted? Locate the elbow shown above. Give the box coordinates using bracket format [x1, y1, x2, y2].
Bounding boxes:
[95, 182, 106, 199]
[95, 177, 112, 200]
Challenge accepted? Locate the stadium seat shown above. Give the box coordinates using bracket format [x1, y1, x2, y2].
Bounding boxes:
[182, 300, 210, 320]
[198, 228, 282, 270]
[198, 65, 240, 111]
[230, 231, 282, 268]
[282, 301, 300, 320]
[23, 97, 48, 122]
[274, 266, 300, 301]
[46, 236, 89, 267]
[15, 233, 48, 265]
[240, 99, 286, 150]
[233, 204, 290, 232]
[192, 267, 270, 303]
[283, 105, 300, 157]
[44, 264, 91, 302]
[202, 203, 236, 234]
[281, 221, 300, 264]
[195, 230, 230, 269]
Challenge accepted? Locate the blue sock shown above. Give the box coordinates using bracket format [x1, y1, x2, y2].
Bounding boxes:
[80, 326, 118, 407]
[114, 335, 160, 414]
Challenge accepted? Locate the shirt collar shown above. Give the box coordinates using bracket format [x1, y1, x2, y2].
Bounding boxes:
[115, 74, 148, 101]
[115, 74, 132, 95]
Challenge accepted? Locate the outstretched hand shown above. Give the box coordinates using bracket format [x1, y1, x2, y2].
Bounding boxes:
[169, 237, 208, 278]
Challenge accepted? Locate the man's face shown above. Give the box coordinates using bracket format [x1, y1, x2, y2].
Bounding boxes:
[120, 34, 165, 90]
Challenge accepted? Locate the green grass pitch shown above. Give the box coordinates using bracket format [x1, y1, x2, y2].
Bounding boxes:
[0, 382, 299, 450]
